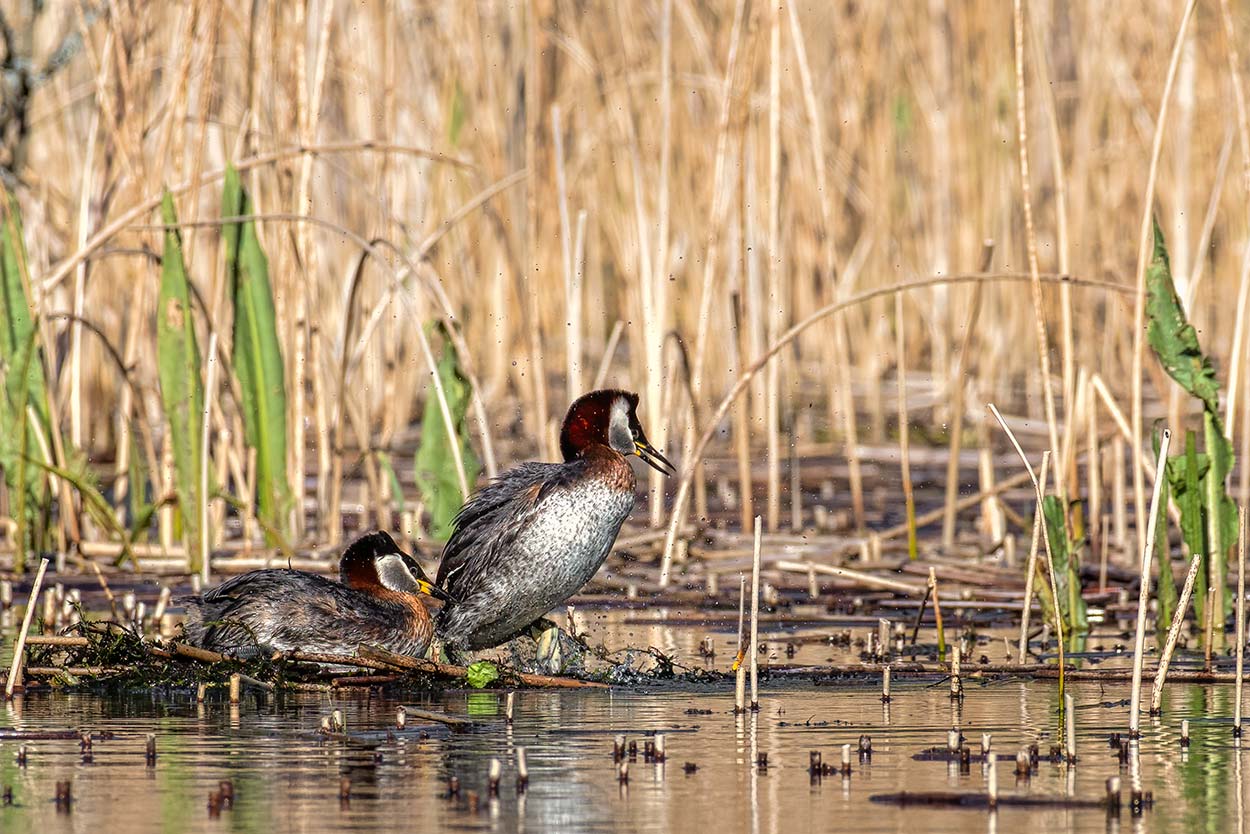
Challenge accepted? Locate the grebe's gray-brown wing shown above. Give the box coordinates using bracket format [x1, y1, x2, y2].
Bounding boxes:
[183, 570, 425, 655]
[182, 570, 339, 652]
[435, 461, 583, 597]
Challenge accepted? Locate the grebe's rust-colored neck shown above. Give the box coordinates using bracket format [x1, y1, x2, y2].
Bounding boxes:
[372, 587, 435, 645]
[580, 443, 637, 491]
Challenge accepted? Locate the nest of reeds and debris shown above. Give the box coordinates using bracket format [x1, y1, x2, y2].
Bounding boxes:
[9, 618, 730, 694]
[10, 620, 622, 693]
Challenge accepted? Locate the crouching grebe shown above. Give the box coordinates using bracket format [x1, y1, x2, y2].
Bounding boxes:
[435, 389, 673, 651]
[182, 531, 452, 657]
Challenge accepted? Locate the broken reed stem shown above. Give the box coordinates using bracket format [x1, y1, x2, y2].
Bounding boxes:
[1151, 553, 1203, 715]
[1017, 453, 1052, 662]
[749, 515, 762, 710]
[734, 573, 746, 713]
[1237, 505, 1246, 736]
[896, 293, 917, 560]
[929, 567, 946, 661]
[5, 557, 50, 699]
[1130, 428, 1172, 738]
[988, 404, 1066, 699]
[1205, 586, 1218, 673]
[1064, 691, 1077, 764]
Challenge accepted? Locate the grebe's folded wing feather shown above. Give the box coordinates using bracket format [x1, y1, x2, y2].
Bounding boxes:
[436, 461, 583, 592]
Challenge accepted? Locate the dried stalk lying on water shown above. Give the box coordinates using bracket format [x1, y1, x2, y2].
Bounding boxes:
[8, 625, 606, 691]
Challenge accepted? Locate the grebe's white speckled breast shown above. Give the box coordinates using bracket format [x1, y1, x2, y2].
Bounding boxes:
[439, 466, 636, 650]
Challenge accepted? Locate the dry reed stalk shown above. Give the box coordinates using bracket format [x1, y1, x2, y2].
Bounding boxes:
[1237, 506, 1247, 736]
[1113, 435, 1128, 549]
[784, 4, 862, 529]
[941, 242, 992, 549]
[731, 293, 754, 531]
[989, 403, 1067, 695]
[1205, 586, 1219, 672]
[660, 271, 1135, 583]
[1129, 0, 1199, 559]
[688, 0, 748, 400]
[978, 448, 1004, 542]
[1150, 553, 1202, 715]
[928, 567, 946, 661]
[774, 561, 924, 595]
[1221, 0, 1250, 440]
[1016, 452, 1052, 662]
[6, 557, 50, 699]
[1025, 6, 1073, 450]
[764, 2, 782, 534]
[749, 515, 762, 709]
[1100, 516, 1111, 593]
[1130, 429, 1172, 738]
[896, 293, 917, 560]
[734, 573, 746, 714]
[1087, 376, 1102, 560]
[1011, 0, 1062, 500]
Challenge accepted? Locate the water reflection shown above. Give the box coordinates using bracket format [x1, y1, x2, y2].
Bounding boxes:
[0, 680, 1244, 833]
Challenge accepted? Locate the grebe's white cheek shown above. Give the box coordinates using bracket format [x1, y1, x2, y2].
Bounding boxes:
[375, 553, 420, 592]
[608, 396, 634, 454]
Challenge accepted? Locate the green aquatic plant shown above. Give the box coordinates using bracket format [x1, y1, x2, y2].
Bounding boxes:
[222, 165, 292, 546]
[465, 661, 499, 689]
[1038, 495, 1088, 638]
[414, 329, 480, 540]
[1147, 217, 1237, 627]
[0, 193, 53, 569]
[156, 192, 206, 572]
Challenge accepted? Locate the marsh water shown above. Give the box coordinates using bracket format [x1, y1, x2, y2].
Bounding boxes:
[0, 607, 1246, 834]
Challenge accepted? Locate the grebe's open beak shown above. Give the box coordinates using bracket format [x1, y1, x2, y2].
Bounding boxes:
[416, 578, 457, 604]
[635, 440, 676, 476]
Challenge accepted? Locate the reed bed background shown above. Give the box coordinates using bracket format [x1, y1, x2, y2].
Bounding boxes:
[0, 0, 1246, 584]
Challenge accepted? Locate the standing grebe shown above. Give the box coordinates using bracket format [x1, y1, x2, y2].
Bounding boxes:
[182, 531, 452, 657]
[436, 389, 673, 651]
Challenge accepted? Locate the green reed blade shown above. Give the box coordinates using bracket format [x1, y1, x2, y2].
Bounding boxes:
[157, 192, 205, 572]
[222, 165, 291, 545]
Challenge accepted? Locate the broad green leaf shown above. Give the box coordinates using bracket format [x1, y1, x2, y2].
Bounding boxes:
[414, 331, 480, 540]
[466, 660, 499, 689]
[1147, 217, 1220, 413]
[0, 193, 52, 566]
[157, 192, 205, 572]
[223, 165, 291, 546]
[1042, 495, 1088, 635]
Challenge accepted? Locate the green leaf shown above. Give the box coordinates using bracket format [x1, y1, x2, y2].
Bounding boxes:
[465, 660, 499, 689]
[1147, 217, 1221, 413]
[157, 192, 205, 572]
[414, 330, 480, 540]
[1041, 495, 1088, 634]
[223, 165, 291, 546]
[0, 193, 53, 565]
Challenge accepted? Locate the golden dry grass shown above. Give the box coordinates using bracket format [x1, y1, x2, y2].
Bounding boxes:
[1, 0, 1247, 561]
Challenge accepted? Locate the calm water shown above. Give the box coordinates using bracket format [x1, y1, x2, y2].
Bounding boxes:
[0, 603, 1245, 833]
[0, 678, 1244, 833]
